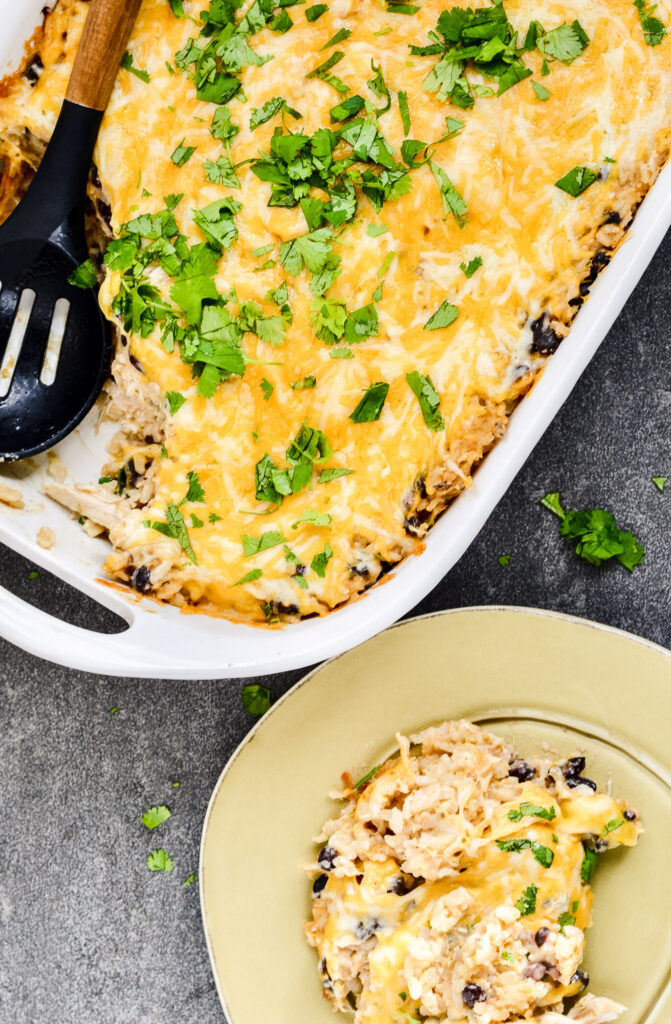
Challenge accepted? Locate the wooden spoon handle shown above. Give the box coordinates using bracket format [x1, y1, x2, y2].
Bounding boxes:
[66, 0, 145, 111]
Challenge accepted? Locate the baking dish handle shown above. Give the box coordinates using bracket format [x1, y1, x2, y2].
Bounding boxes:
[0, 582, 173, 677]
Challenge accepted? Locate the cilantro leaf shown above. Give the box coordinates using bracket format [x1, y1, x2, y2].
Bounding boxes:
[515, 883, 537, 916]
[67, 258, 98, 289]
[166, 390, 186, 415]
[292, 510, 332, 528]
[305, 3, 328, 21]
[242, 530, 286, 555]
[354, 764, 382, 790]
[652, 475, 667, 492]
[202, 156, 240, 187]
[242, 683, 272, 715]
[538, 21, 590, 64]
[580, 845, 598, 883]
[147, 848, 174, 872]
[234, 568, 263, 586]
[634, 0, 667, 45]
[330, 95, 365, 121]
[350, 382, 389, 423]
[532, 81, 552, 101]
[460, 256, 482, 278]
[406, 371, 444, 431]
[319, 468, 354, 482]
[508, 802, 556, 822]
[142, 805, 172, 830]
[542, 494, 645, 571]
[121, 51, 150, 82]
[311, 541, 333, 576]
[261, 378, 274, 400]
[424, 299, 459, 331]
[398, 90, 412, 134]
[171, 139, 196, 166]
[558, 910, 576, 932]
[555, 166, 598, 197]
[149, 502, 198, 563]
[430, 161, 467, 227]
[192, 197, 242, 249]
[184, 471, 205, 504]
[496, 838, 554, 868]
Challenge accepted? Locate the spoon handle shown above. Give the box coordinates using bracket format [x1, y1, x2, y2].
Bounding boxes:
[66, 0, 145, 112]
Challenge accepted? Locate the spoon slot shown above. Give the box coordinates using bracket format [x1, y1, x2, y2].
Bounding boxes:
[40, 297, 71, 387]
[0, 288, 35, 399]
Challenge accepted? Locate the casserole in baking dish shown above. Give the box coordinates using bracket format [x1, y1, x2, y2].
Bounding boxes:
[1, 0, 670, 630]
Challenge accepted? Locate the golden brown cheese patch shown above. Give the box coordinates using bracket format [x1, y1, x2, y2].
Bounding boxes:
[2, 0, 671, 621]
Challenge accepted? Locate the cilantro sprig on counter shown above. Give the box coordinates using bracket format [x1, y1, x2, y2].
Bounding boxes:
[541, 492, 645, 571]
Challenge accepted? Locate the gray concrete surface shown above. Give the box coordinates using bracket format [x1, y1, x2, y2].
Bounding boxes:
[1, 229, 671, 1024]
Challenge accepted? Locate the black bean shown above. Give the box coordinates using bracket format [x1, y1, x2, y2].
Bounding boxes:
[523, 962, 547, 981]
[131, 565, 152, 594]
[623, 809, 636, 821]
[570, 970, 589, 989]
[509, 761, 536, 782]
[312, 874, 328, 896]
[535, 927, 549, 947]
[317, 847, 337, 871]
[579, 250, 610, 296]
[562, 757, 597, 791]
[530, 313, 563, 355]
[604, 210, 621, 225]
[389, 876, 408, 896]
[462, 984, 486, 1009]
[355, 918, 381, 941]
[23, 54, 44, 85]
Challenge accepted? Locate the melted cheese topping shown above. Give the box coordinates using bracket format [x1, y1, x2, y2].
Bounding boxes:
[2, 0, 671, 621]
[305, 723, 640, 1024]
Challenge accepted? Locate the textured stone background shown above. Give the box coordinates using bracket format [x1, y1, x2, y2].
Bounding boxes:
[1, 230, 670, 1024]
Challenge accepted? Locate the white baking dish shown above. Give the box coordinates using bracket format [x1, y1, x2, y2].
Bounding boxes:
[1, 1, 670, 679]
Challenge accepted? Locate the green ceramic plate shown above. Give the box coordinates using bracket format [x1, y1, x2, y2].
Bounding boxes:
[200, 607, 671, 1024]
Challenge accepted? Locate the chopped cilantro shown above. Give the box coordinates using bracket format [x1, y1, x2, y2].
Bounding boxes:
[147, 848, 173, 872]
[184, 471, 205, 504]
[311, 542, 333, 576]
[192, 196, 242, 249]
[319, 467, 354, 482]
[234, 568, 263, 586]
[67, 258, 98, 289]
[354, 764, 381, 790]
[182, 873, 196, 887]
[515, 884, 537, 916]
[541, 492, 645, 571]
[166, 391, 186, 415]
[558, 910, 576, 933]
[580, 845, 598, 883]
[460, 256, 482, 278]
[424, 299, 459, 331]
[496, 838, 554, 868]
[499, 554, 511, 567]
[532, 80, 552, 101]
[242, 683, 272, 715]
[398, 90, 412, 134]
[430, 162, 467, 227]
[121, 51, 150, 82]
[292, 510, 332, 529]
[368, 59, 392, 113]
[367, 224, 389, 237]
[602, 816, 624, 836]
[634, 0, 667, 44]
[291, 375, 317, 390]
[652, 475, 667, 492]
[350, 382, 389, 423]
[508, 802, 556, 822]
[242, 530, 286, 555]
[322, 27, 351, 49]
[406, 371, 444, 431]
[330, 95, 365, 121]
[202, 156, 240, 187]
[538, 21, 590, 63]
[261, 378, 274, 400]
[27, 570, 39, 580]
[148, 502, 198, 563]
[171, 140, 196, 166]
[142, 805, 172, 830]
[271, 8, 293, 32]
[305, 3, 328, 21]
[555, 166, 598, 197]
[209, 512, 223, 523]
[168, 0, 185, 15]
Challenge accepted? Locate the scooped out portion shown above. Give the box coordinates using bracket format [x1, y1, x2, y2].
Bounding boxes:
[304, 720, 640, 1024]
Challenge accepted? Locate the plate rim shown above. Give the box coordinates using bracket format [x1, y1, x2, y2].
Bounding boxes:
[198, 604, 671, 1023]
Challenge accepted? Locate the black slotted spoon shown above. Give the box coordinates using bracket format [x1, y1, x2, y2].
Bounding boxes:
[0, 0, 143, 461]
